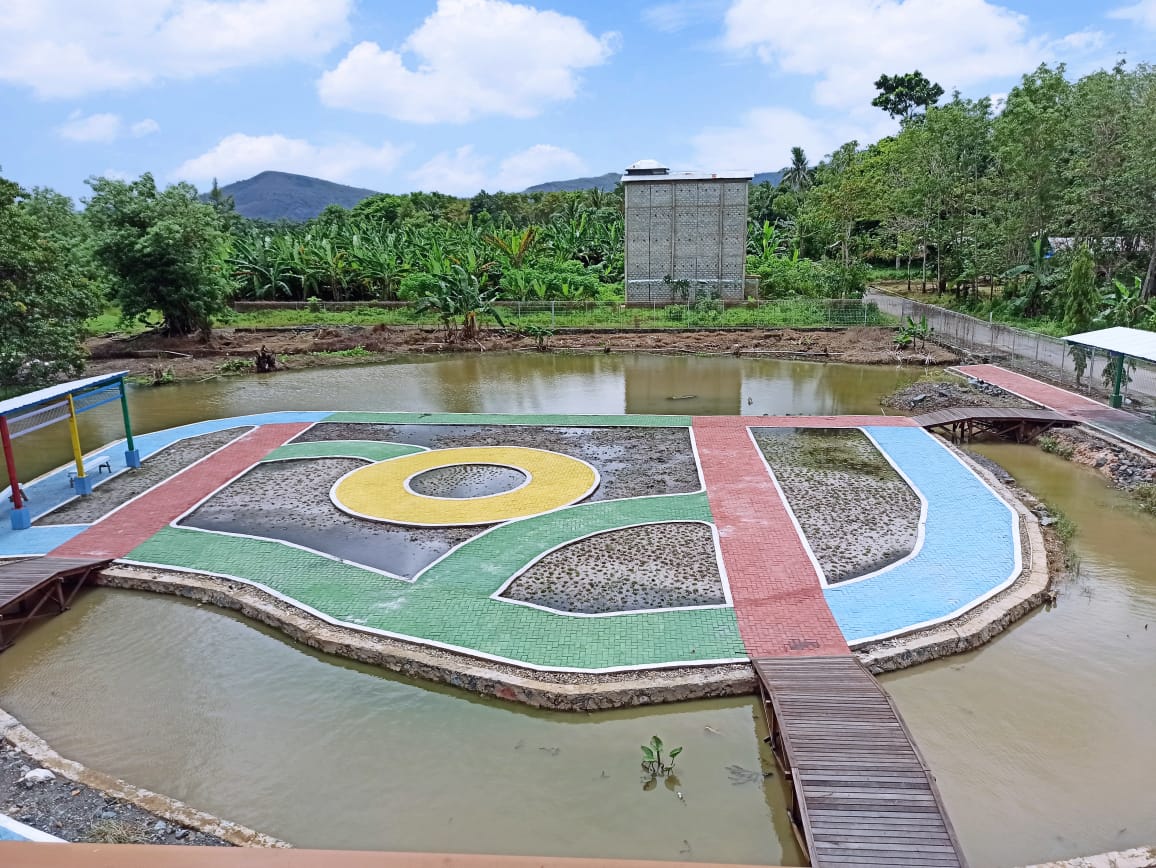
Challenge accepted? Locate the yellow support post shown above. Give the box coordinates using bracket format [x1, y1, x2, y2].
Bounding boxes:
[66, 395, 92, 495]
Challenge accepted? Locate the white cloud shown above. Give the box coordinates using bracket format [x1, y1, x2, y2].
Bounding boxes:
[722, 0, 1059, 110]
[317, 0, 616, 123]
[57, 112, 124, 143]
[1110, 0, 1156, 30]
[1052, 29, 1106, 53]
[171, 133, 406, 186]
[641, 1, 725, 32]
[410, 144, 587, 195]
[131, 118, 161, 137]
[690, 106, 896, 172]
[0, 0, 351, 98]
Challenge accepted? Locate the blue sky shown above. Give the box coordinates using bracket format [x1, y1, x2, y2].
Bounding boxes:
[2, 0, 1155, 200]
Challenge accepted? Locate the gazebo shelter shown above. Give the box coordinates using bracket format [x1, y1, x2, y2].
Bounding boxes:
[1064, 326, 1156, 408]
[1, 372, 137, 530]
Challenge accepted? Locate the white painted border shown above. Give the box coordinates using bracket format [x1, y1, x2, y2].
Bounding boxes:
[117, 557, 748, 674]
[843, 432, 1024, 647]
[489, 519, 734, 618]
[260, 439, 431, 464]
[0, 812, 64, 843]
[23, 426, 257, 525]
[327, 446, 602, 528]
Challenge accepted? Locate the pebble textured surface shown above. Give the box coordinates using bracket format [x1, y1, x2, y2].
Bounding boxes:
[294, 423, 700, 502]
[502, 522, 725, 614]
[408, 464, 528, 498]
[180, 459, 481, 578]
[36, 429, 248, 526]
[755, 428, 920, 582]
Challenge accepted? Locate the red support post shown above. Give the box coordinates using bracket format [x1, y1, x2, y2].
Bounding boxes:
[0, 416, 21, 510]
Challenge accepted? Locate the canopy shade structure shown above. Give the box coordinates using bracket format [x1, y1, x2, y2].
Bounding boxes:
[1064, 327, 1156, 408]
[1064, 326, 1156, 363]
[1, 371, 136, 529]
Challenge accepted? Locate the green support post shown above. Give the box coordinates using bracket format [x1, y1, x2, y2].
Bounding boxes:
[120, 379, 142, 468]
[1110, 352, 1125, 409]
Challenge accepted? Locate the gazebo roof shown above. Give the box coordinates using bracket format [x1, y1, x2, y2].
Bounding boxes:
[0, 372, 129, 420]
[1063, 327, 1156, 364]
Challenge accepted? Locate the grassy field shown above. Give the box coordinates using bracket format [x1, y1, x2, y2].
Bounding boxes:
[88, 300, 894, 336]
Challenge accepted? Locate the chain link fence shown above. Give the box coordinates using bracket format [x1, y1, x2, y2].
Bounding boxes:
[868, 289, 1156, 405]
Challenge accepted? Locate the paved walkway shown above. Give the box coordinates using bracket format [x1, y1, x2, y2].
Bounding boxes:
[692, 417, 849, 657]
[50, 424, 311, 560]
[957, 364, 1156, 454]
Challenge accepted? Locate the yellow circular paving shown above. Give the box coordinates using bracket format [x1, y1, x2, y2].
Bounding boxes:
[330, 446, 599, 526]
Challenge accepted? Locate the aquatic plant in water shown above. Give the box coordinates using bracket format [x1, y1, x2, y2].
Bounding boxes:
[641, 735, 682, 776]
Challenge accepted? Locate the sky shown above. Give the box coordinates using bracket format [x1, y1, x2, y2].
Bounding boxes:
[2, 0, 1155, 201]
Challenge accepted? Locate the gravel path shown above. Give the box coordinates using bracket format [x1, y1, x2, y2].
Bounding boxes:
[36, 429, 248, 526]
[0, 742, 226, 846]
[502, 522, 724, 614]
[180, 458, 482, 577]
[883, 375, 1036, 413]
[755, 429, 921, 583]
[293, 424, 700, 501]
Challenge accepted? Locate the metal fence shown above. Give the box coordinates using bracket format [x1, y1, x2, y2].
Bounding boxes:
[868, 290, 1156, 404]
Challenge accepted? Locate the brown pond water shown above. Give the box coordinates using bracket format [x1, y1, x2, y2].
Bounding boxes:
[1, 355, 1153, 865]
[883, 443, 1156, 868]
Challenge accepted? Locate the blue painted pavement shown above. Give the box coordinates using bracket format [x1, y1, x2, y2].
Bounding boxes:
[822, 426, 1020, 644]
[0, 412, 328, 556]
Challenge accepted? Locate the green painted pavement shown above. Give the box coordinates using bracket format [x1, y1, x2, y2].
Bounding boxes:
[262, 440, 426, 463]
[127, 492, 744, 670]
[324, 412, 692, 427]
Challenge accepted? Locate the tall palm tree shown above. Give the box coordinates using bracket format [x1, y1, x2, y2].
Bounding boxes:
[782, 146, 812, 192]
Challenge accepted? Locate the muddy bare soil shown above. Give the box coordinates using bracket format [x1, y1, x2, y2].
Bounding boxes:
[294, 424, 701, 501]
[755, 429, 921, 582]
[179, 458, 482, 578]
[36, 429, 248, 526]
[84, 325, 958, 382]
[503, 522, 724, 614]
[0, 742, 226, 846]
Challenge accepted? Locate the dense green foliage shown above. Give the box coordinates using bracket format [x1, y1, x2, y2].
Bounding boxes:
[87, 174, 231, 336]
[794, 61, 1156, 330]
[0, 173, 102, 390]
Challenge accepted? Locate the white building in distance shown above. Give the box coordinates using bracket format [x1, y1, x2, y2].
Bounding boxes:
[622, 159, 752, 304]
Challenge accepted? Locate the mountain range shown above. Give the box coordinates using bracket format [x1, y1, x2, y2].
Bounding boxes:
[213, 168, 788, 221]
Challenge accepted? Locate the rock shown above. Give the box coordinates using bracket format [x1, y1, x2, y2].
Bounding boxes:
[153, 821, 168, 832]
[1040, 516, 1056, 527]
[18, 768, 55, 785]
[99, 810, 117, 819]
[174, 829, 189, 840]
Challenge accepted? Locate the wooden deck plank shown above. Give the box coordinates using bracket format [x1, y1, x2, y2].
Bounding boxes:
[0, 557, 111, 649]
[754, 655, 966, 868]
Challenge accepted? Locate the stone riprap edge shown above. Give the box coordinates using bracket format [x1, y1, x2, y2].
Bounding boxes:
[0, 708, 287, 848]
[1020, 847, 1156, 868]
[856, 442, 1053, 673]
[97, 566, 758, 711]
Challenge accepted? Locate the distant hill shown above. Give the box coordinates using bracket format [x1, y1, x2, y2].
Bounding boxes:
[523, 172, 621, 193]
[524, 169, 786, 194]
[210, 171, 380, 221]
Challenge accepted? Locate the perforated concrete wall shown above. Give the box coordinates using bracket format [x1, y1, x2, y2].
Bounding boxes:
[625, 179, 749, 304]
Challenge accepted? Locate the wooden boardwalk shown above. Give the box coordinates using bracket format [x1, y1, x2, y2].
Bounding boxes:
[911, 406, 1074, 443]
[0, 556, 110, 650]
[755, 656, 967, 868]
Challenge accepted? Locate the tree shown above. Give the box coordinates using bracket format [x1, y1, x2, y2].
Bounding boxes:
[1061, 245, 1098, 332]
[872, 70, 945, 121]
[781, 147, 813, 192]
[0, 174, 103, 390]
[86, 173, 230, 336]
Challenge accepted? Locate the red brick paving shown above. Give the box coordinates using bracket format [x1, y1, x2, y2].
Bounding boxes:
[693, 416, 849, 657]
[50, 424, 311, 560]
[954, 363, 1130, 421]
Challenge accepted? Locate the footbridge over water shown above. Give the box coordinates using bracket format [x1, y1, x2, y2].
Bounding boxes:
[912, 406, 1075, 443]
[755, 656, 967, 868]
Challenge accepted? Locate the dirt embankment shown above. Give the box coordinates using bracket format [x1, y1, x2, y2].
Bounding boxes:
[85, 325, 958, 382]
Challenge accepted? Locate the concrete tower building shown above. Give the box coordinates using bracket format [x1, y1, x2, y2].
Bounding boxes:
[622, 159, 753, 304]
